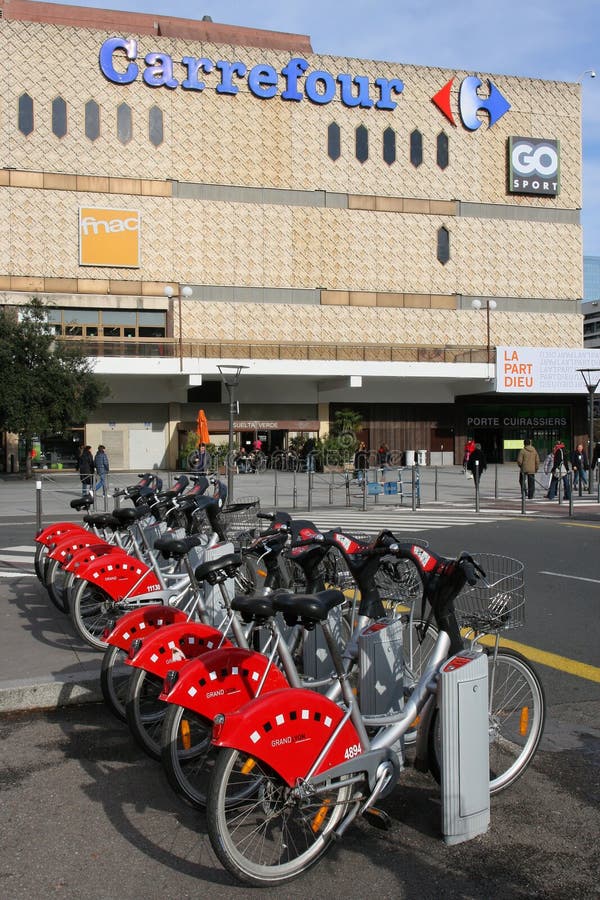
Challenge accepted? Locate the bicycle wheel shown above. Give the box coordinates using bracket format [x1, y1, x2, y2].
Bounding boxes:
[70, 579, 118, 650]
[34, 542, 49, 582]
[45, 557, 70, 613]
[160, 704, 215, 807]
[100, 644, 131, 722]
[207, 747, 352, 887]
[125, 667, 166, 760]
[427, 647, 545, 795]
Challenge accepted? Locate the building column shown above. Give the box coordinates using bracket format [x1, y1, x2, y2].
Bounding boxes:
[167, 402, 181, 470]
[318, 401, 329, 439]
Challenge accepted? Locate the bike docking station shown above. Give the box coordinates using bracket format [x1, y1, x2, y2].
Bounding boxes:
[438, 650, 490, 845]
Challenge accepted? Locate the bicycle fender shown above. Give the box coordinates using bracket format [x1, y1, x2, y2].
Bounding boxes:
[104, 605, 190, 651]
[73, 554, 162, 601]
[46, 534, 110, 564]
[62, 544, 125, 574]
[159, 647, 289, 714]
[35, 522, 89, 547]
[211, 688, 363, 787]
[125, 622, 231, 677]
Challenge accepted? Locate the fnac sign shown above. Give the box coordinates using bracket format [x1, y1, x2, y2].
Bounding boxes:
[79, 207, 140, 267]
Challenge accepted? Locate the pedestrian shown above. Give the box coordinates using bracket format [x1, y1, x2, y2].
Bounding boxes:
[191, 442, 211, 474]
[94, 444, 110, 495]
[354, 441, 368, 484]
[467, 442, 486, 485]
[571, 442, 589, 490]
[463, 437, 476, 475]
[377, 442, 391, 466]
[546, 441, 570, 500]
[78, 444, 94, 495]
[516, 438, 540, 499]
[301, 437, 316, 473]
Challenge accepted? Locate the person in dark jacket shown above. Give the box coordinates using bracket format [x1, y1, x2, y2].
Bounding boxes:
[467, 443, 487, 485]
[570, 443, 589, 490]
[546, 441, 570, 500]
[94, 445, 110, 495]
[78, 445, 94, 495]
[354, 441, 368, 484]
[190, 442, 211, 474]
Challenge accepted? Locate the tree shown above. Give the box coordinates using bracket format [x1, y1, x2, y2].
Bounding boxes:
[0, 299, 109, 474]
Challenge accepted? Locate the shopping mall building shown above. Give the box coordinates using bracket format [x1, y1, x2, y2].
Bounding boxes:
[1, 0, 597, 470]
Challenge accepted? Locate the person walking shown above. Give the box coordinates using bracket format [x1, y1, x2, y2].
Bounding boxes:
[354, 441, 368, 484]
[463, 437, 476, 475]
[377, 442, 391, 466]
[467, 443, 487, 485]
[301, 437, 316, 473]
[571, 442, 589, 490]
[546, 441, 570, 500]
[78, 445, 94, 495]
[94, 444, 110, 495]
[517, 438, 540, 499]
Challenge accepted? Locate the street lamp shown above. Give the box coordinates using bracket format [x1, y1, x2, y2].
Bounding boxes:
[164, 284, 192, 371]
[577, 368, 600, 494]
[218, 364, 247, 503]
[471, 299, 497, 372]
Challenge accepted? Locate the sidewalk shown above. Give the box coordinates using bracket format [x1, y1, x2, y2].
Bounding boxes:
[1, 468, 599, 714]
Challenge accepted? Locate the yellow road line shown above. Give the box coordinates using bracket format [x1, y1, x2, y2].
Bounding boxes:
[561, 521, 600, 529]
[476, 634, 600, 683]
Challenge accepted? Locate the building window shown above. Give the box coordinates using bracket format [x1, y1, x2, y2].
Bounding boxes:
[383, 127, 396, 165]
[355, 125, 368, 163]
[149, 106, 163, 146]
[437, 132, 449, 169]
[410, 129, 423, 167]
[437, 226, 450, 265]
[85, 100, 100, 141]
[46, 308, 167, 339]
[18, 93, 34, 135]
[51, 96, 67, 138]
[327, 122, 341, 160]
[117, 103, 132, 144]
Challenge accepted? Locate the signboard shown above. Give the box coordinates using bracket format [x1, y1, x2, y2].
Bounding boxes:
[79, 207, 140, 267]
[497, 347, 600, 393]
[508, 137, 560, 196]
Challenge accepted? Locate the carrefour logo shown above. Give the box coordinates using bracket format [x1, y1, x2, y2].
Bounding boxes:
[508, 137, 560, 196]
[432, 76, 511, 130]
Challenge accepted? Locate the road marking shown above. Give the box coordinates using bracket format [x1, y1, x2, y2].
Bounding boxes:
[539, 570, 600, 585]
[561, 522, 600, 529]
[0, 571, 35, 578]
[477, 634, 600, 683]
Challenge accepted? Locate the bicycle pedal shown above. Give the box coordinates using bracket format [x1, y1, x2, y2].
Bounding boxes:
[362, 807, 392, 831]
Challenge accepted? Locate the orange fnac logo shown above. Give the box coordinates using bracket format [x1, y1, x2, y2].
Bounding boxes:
[79, 207, 140, 267]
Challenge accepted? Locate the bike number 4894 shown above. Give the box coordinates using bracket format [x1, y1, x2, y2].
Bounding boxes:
[344, 743, 362, 760]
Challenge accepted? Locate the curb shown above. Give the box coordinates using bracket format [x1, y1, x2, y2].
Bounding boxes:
[0, 666, 103, 714]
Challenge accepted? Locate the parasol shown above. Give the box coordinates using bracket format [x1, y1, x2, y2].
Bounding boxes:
[196, 409, 210, 445]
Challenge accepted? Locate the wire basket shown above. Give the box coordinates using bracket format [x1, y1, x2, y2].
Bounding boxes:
[454, 554, 525, 632]
[218, 497, 261, 547]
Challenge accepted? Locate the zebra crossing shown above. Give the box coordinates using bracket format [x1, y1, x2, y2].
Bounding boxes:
[0, 545, 35, 576]
[307, 507, 507, 535]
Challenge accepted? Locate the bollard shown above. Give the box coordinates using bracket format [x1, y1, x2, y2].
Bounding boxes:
[329, 471, 334, 505]
[521, 476, 526, 515]
[113, 490, 121, 510]
[416, 464, 421, 508]
[273, 467, 278, 507]
[35, 479, 43, 535]
[345, 472, 351, 507]
[494, 463, 498, 500]
[362, 474, 367, 511]
[292, 469, 297, 509]
[569, 471, 574, 517]
[475, 460, 480, 512]
[434, 465, 438, 502]
[307, 470, 313, 512]
[411, 465, 416, 512]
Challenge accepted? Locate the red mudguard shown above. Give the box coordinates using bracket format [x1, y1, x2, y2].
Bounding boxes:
[104, 605, 190, 651]
[211, 688, 364, 787]
[72, 554, 162, 601]
[61, 543, 125, 574]
[46, 534, 110, 565]
[125, 622, 232, 677]
[35, 522, 89, 547]
[159, 647, 289, 716]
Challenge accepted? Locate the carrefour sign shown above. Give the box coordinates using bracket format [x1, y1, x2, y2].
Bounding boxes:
[99, 37, 404, 109]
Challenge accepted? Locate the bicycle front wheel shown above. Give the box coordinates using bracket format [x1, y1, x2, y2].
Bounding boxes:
[427, 647, 545, 795]
[70, 579, 116, 650]
[160, 704, 215, 807]
[207, 748, 352, 887]
[45, 557, 70, 613]
[125, 667, 166, 760]
[100, 644, 130, 721]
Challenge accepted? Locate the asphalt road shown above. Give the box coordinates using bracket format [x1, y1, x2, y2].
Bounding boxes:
[0, 516, 599, 898]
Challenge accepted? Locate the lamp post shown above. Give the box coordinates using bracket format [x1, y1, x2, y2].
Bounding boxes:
[471, 299, 497, 371]
[218, 364, 247, 503]
[577, 368, 600, 494]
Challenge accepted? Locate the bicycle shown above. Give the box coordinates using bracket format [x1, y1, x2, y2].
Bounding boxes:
[205, 539, 543, 886]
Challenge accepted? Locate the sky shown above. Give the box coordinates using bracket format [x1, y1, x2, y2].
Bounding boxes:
[45, 0, 600, 257]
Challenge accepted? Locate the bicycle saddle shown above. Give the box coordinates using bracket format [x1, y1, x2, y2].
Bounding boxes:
[112, 507, 147, 526]
[230, 592, 278, 622]
[272, 588, 346, 623]
[70, 496, 94, 511]
[82, 513, 121, 529]
[194, 553, 241, 584]
[153, 534, 205, 559]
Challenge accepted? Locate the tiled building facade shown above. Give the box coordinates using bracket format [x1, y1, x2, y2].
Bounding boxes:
[0, 0, 588, 469]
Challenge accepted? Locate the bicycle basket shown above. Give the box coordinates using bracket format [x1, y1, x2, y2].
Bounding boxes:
[454, 554, 525, 632]
[218, 498, 261, 547]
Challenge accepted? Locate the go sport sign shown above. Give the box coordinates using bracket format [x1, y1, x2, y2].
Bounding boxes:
[98, 37, 511, 127]
[508, 137, 560, 196]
